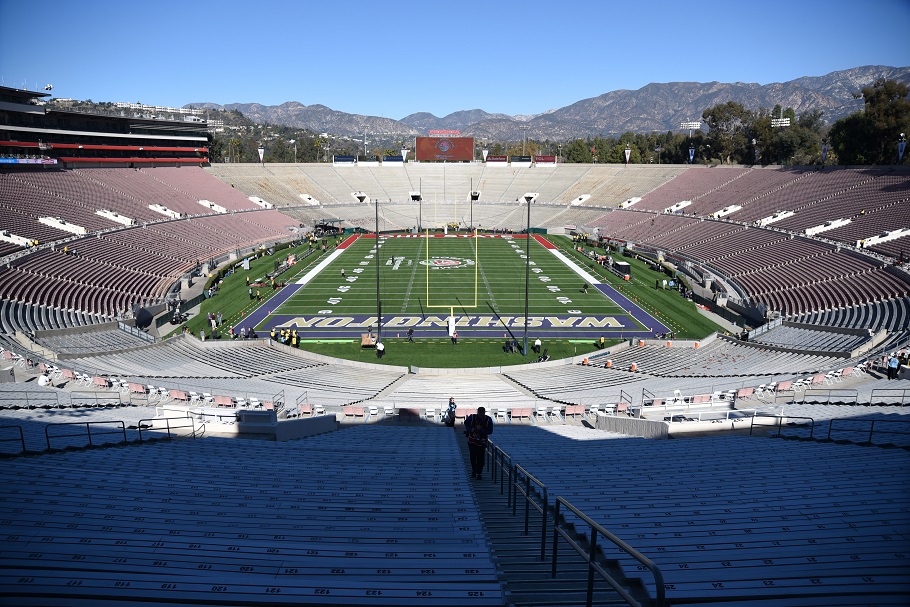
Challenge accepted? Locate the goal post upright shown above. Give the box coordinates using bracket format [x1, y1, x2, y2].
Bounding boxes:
[424, 226, 480, 313]
[425, 227, 430, 305]
[474, 228, 478, 307]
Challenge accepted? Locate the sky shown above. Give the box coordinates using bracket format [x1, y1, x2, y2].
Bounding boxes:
[1, 0, 909, 120]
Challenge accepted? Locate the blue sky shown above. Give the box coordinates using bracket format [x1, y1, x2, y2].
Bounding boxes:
[1, 0, 908, 119]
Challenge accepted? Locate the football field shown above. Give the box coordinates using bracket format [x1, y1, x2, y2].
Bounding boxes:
[240, 234, 669, 340]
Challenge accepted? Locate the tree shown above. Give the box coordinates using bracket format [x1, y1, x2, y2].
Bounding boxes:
[227, 138, 242, 163]
[702, 101, 749, 164]
[829, 79, 910, 164]
[207, 133, 223, 163]
[562, 139, 593, 163]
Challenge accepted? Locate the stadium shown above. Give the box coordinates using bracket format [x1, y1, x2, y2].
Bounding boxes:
[1, 83, 909, 607]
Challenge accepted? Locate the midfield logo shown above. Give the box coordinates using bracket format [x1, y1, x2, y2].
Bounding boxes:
[418, 257, 476, 269]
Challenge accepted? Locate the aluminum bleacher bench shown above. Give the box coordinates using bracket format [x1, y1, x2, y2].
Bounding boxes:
[0, 571, 504, 605]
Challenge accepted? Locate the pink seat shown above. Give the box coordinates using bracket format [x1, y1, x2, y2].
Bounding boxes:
[736, 387, 754, 399]
[510, 408, 533, 423]
[213, 395, 235, 408]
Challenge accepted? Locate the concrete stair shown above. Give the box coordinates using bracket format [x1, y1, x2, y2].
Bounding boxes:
[456, 432, 639, 606]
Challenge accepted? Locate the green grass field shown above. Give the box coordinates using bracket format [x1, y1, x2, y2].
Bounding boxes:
[276, 234, 633, 322]
[174, 233, 723, 367]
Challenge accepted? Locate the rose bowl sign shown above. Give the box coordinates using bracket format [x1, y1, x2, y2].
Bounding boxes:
[419, 257, 476, 269]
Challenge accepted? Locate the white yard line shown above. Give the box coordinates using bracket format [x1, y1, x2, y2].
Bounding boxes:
[295, 248, 345, 285]
[549, 249, 602, 285]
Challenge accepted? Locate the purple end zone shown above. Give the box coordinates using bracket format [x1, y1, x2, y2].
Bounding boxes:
[233, 283, 303, 332]
[235, 307, 668, 341]
[595, 282, 670, 337]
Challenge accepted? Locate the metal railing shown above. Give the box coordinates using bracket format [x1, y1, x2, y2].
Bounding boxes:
[749, 414, 816, 438]
[796, 388, 859, 405]
[511, 464, 549, 561]
[666, 409, 756, 423]
[138, 416, 201, 442]
[488, 443, 513, 504]
[486, 440, 664, 607]
[45, 420, 127, 450]
[70, 390, 123, 408]
[553, 498, 665, 607]
[0, 425, 26, 455]
[827, 418, 910, 445]
[869, 387, 910, 406]
[0, 390, 60, 409]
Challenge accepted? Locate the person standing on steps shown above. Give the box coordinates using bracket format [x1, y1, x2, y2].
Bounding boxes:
[464, 407, 493, 480]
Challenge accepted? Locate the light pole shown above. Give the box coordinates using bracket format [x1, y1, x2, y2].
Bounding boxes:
[899, 133, 907, 164]
[680, 120, 701, 139]
[520, 125, 530, 156]
[557, 143, 562, 163]
[522, 194, 534, 356]
[468, 177, 477, 233]
[289, 139, 296, 164]
[771, 109, 791, 165]
[375, 196, 382, 344]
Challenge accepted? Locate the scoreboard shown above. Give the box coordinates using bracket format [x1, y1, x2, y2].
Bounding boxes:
[415, 136, 474, 162]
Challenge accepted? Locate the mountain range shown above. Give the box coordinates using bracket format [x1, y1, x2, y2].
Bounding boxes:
[189, 65, 910, 141]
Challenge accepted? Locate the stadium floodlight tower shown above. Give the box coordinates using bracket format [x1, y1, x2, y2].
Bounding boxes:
[520, 125, 531, 156]
[469, 182, 480, 231]
[771, 110, 791, 164]
[522, 193, 537, 356]
[410, 180, 422, 231]
[770, 104, 791, 129]
[680, 120, 701, 138]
